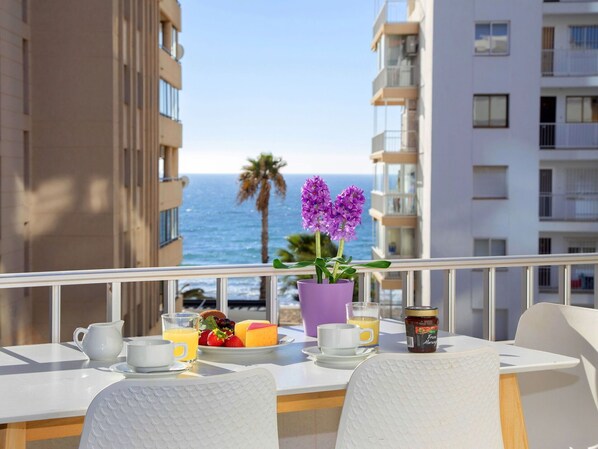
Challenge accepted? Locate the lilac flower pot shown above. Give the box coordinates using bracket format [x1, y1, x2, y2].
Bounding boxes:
[297, 279, 353, 337]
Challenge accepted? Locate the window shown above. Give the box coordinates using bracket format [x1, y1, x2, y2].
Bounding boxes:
[474, 239, 506, 257]
[159, 79, 180, 121]
[566, 97, 598, 123]
[538, 238, 551, 287]
[475, 22, 509, 55]
[570, 25, 598, 49]
[473, 94, 508, 128]
[568, 241, 596, 291]
[160, 208, 179, 246]
[22, 40, 29, 114]
[473, 166, 508, 199]
[136, 150, 143, 187]
[137, 72, 143, 108]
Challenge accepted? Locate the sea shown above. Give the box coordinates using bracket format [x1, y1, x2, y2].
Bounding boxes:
[180, 174, 373, 304]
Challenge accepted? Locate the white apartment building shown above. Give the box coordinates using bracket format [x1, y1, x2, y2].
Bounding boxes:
[370, 0, 598, 339]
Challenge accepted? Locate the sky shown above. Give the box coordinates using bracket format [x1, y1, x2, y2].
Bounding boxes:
[179, 0, 376, 174]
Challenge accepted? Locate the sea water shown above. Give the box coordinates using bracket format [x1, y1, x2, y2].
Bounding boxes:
[180, 174, 373, 304]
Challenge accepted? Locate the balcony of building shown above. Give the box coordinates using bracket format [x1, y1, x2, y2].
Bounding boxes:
[540, 122, 598, 150]
[159, 48, 182, 88]
[542, 48, 598, 79]
[372, 65, 419, 105]
[371, 129, 418, 163]
[372, 0, 419, 49]
[159, 0, 181, 31]
[543, 0, 598, 15]
[539, 193, 598, 221]
[159, 177, 183, 212]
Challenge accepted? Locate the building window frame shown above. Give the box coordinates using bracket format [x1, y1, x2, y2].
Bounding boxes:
[473, 238, 507, 257]
[565, 96, 598, 123]
[473, 94, 509, 128]
[472, 166, 508, 200]
[474, 21, 510, 56]
[160, 208, 180, 247]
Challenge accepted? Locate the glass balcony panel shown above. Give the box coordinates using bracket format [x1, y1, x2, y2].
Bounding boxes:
[539, 193, 598, 221]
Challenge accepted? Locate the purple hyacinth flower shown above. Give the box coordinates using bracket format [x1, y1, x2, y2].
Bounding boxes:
[301, 176, 332, 233]
[329, 185, 365, 242]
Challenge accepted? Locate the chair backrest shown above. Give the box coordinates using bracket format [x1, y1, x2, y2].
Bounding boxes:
[514, 303, 598, 449]
[335, 347, 503, 449]
[79, 368, 279, 449]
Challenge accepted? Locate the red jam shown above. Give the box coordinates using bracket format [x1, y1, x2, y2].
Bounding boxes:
[405, 306, 439, 353]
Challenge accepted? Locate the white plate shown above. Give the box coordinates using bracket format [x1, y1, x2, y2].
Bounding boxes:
[110, 361, 189, 378]
[302, 346, 376, 369]
[198, 335, 294, 358]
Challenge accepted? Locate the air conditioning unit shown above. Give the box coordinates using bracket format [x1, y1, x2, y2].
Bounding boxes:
[406, 35, 418, 55]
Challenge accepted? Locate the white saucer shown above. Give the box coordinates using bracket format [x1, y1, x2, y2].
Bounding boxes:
[302, 346, 376, 369]
[109, 361, 189, 378]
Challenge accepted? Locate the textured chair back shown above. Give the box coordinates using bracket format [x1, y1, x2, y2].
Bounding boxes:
[79, 368, 279, 449]
[515, 303, 598, 449]
[335, 347, 503, 449]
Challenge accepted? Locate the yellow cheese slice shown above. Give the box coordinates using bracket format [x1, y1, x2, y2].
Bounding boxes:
[245, 323, 278, 347]
[234, 320, 269, 345]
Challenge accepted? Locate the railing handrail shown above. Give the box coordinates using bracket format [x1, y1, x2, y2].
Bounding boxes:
[0, 253, 596, 289]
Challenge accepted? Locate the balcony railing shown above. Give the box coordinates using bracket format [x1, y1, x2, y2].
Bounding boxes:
[542, 49, 598, 76]
[372, 130, 418, 153]
[540, 122, 598, 149]
[373, 0, 410, 37]
[0, 254, 596, 343]
[539, 193, 598, 221]
[372, 192, 417, 215]
[373, 65, 417, 95]
[539, 264, 594, 291]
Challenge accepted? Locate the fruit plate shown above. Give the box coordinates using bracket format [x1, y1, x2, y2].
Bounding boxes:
[198, 335, 294, 359]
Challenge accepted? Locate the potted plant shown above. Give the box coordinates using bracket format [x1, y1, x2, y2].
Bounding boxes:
[273, 176, 390, 336]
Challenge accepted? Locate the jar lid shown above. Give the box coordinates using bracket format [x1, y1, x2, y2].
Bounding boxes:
[404, 306, 438, 317]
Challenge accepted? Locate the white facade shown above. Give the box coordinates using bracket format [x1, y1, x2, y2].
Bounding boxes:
[371, 0, 598, 339]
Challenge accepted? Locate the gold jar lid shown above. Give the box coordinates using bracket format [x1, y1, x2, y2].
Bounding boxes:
[404, 306, 438, 317]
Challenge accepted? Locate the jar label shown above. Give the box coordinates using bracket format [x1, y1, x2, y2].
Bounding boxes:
[406, 324, 438, 348]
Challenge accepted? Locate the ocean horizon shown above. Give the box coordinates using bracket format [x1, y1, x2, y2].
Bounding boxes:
[179, 173, 373, 303]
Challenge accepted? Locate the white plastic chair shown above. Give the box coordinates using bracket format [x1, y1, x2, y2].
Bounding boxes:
[335, 348, 503, 449]
[78, 368, 279, 449]
[514, 303, 598, 449]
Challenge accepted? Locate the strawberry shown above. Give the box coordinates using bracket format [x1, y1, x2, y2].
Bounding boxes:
[224, 335, 244, 348]
[198, 329, 211, 346]
[207, 328, 228, 346]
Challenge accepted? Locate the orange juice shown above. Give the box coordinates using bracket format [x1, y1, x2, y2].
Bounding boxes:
[347, 316, 379, 346]
[163, 328, 198, 361]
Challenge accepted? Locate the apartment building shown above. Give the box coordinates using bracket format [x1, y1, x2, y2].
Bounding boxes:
[0, 0, 184, 345]
[370, 0, 598, 339]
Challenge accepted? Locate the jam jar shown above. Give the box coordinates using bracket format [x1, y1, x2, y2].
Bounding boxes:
[405, 306, 439, 353]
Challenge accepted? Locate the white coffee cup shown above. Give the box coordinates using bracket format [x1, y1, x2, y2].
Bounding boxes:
[126, 339, 188, 373]
[317, 323, 374, 356]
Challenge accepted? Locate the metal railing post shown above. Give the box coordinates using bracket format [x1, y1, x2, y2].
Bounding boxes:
[521, 266, 534, 314]
[558, 265, 571, 306]
[443, 269, 456, 333]
[483, 268, 496, 341]
[266, 275, 278, 324]
[216, 278, 228, 316]
[362, 273, 371, 303]
[405, 271, 414, 307]
[107, 282, 122, 322]
[164, 280, 177, 314]
[50, 285, 61, 343]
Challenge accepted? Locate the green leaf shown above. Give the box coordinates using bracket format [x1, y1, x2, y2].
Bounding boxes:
[315, 258, 333, 279]
[273, 259, 291, 269]
[357, 260, 391, 269]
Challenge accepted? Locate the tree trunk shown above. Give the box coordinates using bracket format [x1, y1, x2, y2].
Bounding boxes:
[260, 203, 269, 300]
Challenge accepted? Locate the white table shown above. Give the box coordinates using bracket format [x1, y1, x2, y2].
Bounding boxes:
[0, 320, 579, 449]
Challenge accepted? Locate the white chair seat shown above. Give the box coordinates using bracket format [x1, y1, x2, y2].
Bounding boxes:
[78, 368, 279, 449]
[335, 347, 503, 449]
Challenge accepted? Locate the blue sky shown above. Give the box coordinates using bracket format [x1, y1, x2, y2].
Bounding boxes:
[179, 0, 376, 174]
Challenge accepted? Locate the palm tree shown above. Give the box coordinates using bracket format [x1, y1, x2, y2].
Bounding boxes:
[237, 153, 287, 299]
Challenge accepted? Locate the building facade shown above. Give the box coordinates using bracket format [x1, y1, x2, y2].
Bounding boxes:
[0, 0, 183, 345]
[370, 0, 598, 339]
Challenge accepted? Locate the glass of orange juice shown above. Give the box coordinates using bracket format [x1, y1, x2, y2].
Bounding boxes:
[346, 302, 380, 346]
[161, 312, 199, 362]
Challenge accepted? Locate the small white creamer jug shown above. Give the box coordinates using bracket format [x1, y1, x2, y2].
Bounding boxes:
[73, 320, 124, 361]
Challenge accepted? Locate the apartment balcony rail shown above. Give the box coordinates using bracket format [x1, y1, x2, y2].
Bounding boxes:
[373, 65, 418, 95]
[372, 130, 418, 153]
[540, 122, 598, 149]
[540, 193, 598, 221]
[371, 191, 416, 215]
[542, 49, 598, 76]
[539, 264, 594, 292]
[0, 254, 596, 343]
[373, 0, 410, 37]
